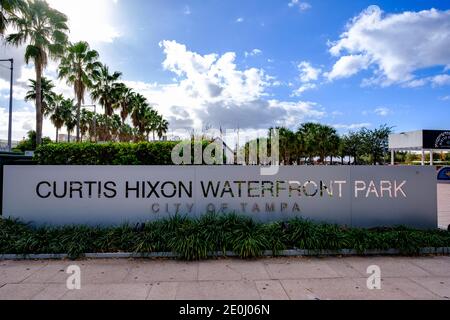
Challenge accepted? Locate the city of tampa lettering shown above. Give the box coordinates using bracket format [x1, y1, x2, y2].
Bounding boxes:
[35, 180, 407, 200]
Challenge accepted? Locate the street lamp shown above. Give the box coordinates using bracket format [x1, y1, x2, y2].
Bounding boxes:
[81, 104, 97, 143]
[0, 59, 13, 152]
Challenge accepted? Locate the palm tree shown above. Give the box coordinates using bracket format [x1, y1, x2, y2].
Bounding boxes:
[114, 83, 135, 124]
[156, 116, 169, 141]
[6, 0, 68, 145]
[24, 77, 56, 118]
[0, 0, 25, 35]
[298, 123, 339, 164]
[90, 64, 122, 116]
[144, 109, 159, 141]
[109, 114, 121, 141]
[49, 94, 65, 142]
[58, 41, 101, 142]
[61, 98, 76, 142]
[80, 109, 95, 142]
[118, 123, 134, 142]
[130, 93, 149, 139]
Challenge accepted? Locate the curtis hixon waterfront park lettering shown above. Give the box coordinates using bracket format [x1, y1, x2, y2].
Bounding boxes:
[2, 131, 438, 228]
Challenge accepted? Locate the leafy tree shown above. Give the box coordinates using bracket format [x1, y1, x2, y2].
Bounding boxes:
[360, 125, 393, 165]
[339, 132, 364, 165]
[58, 41, 101, 142]
[6, 0, 68, 145]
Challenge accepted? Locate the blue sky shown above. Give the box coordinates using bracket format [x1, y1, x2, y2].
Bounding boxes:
[1, 0, 449, 141]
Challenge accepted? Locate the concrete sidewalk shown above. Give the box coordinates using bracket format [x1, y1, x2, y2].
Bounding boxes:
[1, 256, 449, 300]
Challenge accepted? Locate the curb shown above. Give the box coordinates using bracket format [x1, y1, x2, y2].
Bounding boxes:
[1, 248, 449, 260]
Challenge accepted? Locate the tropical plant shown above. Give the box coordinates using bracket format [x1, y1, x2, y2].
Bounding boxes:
[130, 93, 150, 139]
[80, 109, 95, 142]
[0, 0, 26, 35]
[6, 0, 68, 145]
[58, 41, 101, 142]
[298, 123, 340, 164]
[49, 94, 66, 142]
[118, 123, 134, 143]
[156, 116, 169, 141]
[61, 98, 76, 142]
[114, 83, 135, 124]
[24, 77, 56, 118]
[90, 64, 122, 116]
[144, 108, 159, 141]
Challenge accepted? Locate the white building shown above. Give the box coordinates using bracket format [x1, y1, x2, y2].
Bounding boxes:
[389, 130, 450, 166]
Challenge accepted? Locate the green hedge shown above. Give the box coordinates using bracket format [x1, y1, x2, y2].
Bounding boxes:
[1, 215, 449, 260]
[34, 142, 210, 165]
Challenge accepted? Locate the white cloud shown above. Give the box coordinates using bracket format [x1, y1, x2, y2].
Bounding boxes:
[333, 123, 371, 131]
[159, 40, 267, 102]
[0, 106, 56, 141]
[244, 49, 263, 58]
[374, 107, 391, 116]
[292, 61, 321, 95]
[431, 74, 450, 86]
[124, 40, 325, 132]
[0, 60, 89, 141]
[47, 0, 121, 43]
[236, 17, 244, 23]
[331, 111, 344, 117]
[402, 73, 450, 88]
[325, 55, 370, 81]
[184, 6, 191, 15]
[298, 61, 321, 83]
[1, 0, 121, 84]
[439, 95, 450, 101]
[327, 6, 450, 86]
[288, 0, 311, 11]
[292, 83, 317, 96]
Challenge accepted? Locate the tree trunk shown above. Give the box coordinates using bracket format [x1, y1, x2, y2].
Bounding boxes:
[67, 130, 71, 143]
[153, 131, 155, 141]
[56, 128, 59, 143]
[35, 63, 43, 146]
[76, 98, 81, 142]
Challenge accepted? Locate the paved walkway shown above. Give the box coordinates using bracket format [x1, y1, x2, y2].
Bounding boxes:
[1, 256, 449, 300]
[439, 184, 450, 229]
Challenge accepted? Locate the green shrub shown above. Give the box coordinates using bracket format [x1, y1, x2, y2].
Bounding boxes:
[1, 216, 449, 260]
[34, 141, 212, 165]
